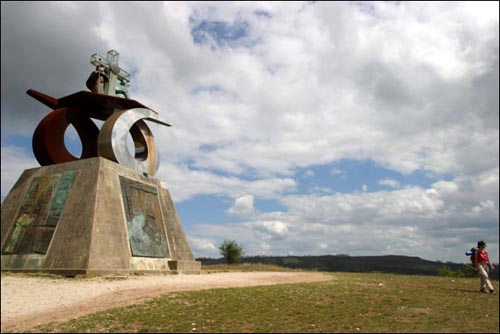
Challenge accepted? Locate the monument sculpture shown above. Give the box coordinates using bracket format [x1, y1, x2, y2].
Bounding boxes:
[1, 50, 201, 275]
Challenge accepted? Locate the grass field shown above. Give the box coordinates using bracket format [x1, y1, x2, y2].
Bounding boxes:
[31, 267, 499, 333]
[200, 263, 299, 272]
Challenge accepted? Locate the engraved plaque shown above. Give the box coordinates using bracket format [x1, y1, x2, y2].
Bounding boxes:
[2, 170, 77, 255]
[119, 176, 170, 258]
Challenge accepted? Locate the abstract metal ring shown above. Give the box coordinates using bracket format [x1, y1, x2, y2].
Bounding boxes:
[98, 108, 171, 176]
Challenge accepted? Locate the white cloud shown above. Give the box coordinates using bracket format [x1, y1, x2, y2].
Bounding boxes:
[226, 195, 255, 216]
[378, 178, 401, 189]
[187, 169, 498, 262]
[471, 200, 495, 215]
[330, 168, 344, 176]
[253, 220, 289, 240]
[156, 163, 296, 202]
[188, 236, 218, 258]
[304, 169, 315, 177]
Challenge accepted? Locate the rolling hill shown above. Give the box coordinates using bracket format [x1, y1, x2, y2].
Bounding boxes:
[197, 254, 499, 280]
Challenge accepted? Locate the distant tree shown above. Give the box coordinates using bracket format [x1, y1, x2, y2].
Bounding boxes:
[219, 240, 244, 265]
[437, 265, 471, 278]
[462, 265, 478, 278]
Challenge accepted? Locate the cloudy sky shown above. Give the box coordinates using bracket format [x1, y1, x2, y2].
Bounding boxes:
[1, 1, 498, 263]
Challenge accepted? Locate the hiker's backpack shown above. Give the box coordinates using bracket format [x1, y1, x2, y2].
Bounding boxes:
[466, 248, 479, 265]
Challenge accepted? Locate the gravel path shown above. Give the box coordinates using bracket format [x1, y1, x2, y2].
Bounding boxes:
[1, 272, 334, 332]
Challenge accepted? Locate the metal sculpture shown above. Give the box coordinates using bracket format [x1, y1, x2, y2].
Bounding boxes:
[86, 50, 131, 98]
[28, 50, 171, 176]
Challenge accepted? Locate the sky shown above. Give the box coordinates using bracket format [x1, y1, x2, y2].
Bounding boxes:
[1, 1, 498, 264]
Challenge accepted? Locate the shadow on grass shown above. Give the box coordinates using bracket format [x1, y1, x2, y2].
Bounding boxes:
[439, 287, 484, 294]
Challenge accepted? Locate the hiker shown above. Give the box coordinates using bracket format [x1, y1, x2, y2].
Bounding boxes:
[474, 240, 495, 294]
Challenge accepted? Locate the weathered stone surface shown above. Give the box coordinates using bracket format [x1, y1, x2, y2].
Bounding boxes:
[1, 157, 200, 275]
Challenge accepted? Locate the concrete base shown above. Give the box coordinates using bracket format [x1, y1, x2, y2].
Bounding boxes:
[1, 157, 200, 276]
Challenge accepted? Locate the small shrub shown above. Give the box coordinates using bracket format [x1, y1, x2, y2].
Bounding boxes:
[462, 265, 478, 278]
[219, 240, 244, 265]
[437, 265, 466, 278]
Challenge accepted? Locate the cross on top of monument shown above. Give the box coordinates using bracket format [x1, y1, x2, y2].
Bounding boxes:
[89, 50, 131, 98]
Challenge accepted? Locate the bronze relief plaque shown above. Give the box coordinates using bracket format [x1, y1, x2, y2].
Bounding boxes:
[2, 170, 77, 255]
[119, 176, 170, 258]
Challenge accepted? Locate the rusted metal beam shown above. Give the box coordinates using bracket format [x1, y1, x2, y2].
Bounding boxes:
[26, 89, 59, 109]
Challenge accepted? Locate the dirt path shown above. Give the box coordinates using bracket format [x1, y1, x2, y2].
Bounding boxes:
[1, 272, 334, 332]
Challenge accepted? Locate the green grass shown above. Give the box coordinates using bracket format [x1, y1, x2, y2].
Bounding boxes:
[201, 262, 299, 272]
[29, 272, 499, 333]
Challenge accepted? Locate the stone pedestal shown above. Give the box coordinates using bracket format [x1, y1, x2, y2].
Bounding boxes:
[1, 157, 200, 276]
